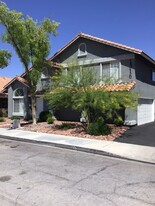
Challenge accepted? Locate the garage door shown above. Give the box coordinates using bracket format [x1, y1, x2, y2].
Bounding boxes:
[137, 98, 154, 125]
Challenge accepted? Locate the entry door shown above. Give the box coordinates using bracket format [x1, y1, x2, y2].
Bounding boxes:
[137, 98, 154, 125]
[36, 97, 43, 118]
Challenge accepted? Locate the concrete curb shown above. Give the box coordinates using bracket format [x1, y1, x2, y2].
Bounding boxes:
[0, 134, 155, 165]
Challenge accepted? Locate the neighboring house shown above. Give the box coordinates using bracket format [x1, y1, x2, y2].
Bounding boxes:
[3, 63, 60, 120]
[0, 76, 12, 116]
[3, 32, 155, 125]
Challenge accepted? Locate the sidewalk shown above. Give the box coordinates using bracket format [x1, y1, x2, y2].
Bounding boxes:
[0, 128, 155, 164]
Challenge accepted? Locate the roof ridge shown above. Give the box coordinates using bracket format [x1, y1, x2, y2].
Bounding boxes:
[49, 32, 146, 62]
[79, 32, 142, 54]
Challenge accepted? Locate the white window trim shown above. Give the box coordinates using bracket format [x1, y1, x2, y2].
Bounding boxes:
[78, 43, 87, 57]
[110, 61, 121, 79]
[13, 88, 24, 116]
[101, 61, 121, 82]
[62, 57, 121, 68]
[13, 99, 24, 116]
[41, 68, 49, 79]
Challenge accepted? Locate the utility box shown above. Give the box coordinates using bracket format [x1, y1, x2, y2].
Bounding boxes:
[10, 119, 20, 129]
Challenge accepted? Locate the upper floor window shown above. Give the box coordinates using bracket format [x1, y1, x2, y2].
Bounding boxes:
[41, 68, 49, 79]
[13, 88, 24, 115]
[78, 43, 87, 57]
[41, 78, 51, 90]
[110, 62, 120, 80]
[14, 88, 24, 97]
[102, 62, 121, 82]
[152, 71, 155, 81]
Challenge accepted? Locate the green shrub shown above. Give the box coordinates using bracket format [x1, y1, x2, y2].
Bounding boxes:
[0, 108, 7, 117]
[11, 116, 20, 120]
[114, 116, 124, 126]
[59, 123, 75, 130]
[39, 111, 52, 122]
[88, 117, 111, 136]
[47, 116, 54, 124]
[0, 117, 5, 122]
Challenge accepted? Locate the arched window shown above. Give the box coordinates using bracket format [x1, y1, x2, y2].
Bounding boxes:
[41, 68, 49, 79]
[14, 88, 24, 97]
[78, 43, 87, 57]
[13, 88, 24, 115]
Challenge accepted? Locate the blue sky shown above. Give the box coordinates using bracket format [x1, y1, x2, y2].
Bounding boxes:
[0, 0, 155, 77]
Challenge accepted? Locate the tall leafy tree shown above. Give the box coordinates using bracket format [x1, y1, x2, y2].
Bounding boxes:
[0, 1, 59, 124]
[45, 61, 138, 128]
[0, 50, 11, 68]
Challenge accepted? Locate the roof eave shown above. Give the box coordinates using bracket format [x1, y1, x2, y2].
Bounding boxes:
[49, 33, 80, 61]
[2, 76, 29, 92]
[141, 52, 155, 65]
[49, 32, 155, 65]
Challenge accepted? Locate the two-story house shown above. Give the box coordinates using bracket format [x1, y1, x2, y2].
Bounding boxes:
[3, 32, 155, 125]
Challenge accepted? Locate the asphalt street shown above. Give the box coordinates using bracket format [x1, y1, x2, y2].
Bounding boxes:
[0, 137, 155, 206]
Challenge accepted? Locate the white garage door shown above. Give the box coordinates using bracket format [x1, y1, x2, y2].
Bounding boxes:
[137, 98, 154, 125]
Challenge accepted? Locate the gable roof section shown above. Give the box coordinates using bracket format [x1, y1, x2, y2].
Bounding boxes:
[49, 32, 155, 64]
[2, 76, 29, 92]
[20, 62, 61, 78]
[3, 62, 61, 91]
[16, 76, 29, 87]
[0, 77, 12, 92]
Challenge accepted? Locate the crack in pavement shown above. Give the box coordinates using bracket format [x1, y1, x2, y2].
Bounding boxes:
[76, 177, 155, 206]
[122, 180, 155, 187]
[15, 185, 35, 206]
[113, 193, 155, 206]
[38, 170, 73, 182]
[75, 187, 118, 206]
[72, 163, 119, 187]
[78, 184, 155, 206]
[19, 153, 41, 167]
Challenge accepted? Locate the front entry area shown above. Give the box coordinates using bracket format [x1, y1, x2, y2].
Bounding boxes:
[137, 98, 154, 125]
[36, 97, 43, 118]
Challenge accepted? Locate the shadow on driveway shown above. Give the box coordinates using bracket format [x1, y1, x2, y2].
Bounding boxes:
[115, 122, 155, 147]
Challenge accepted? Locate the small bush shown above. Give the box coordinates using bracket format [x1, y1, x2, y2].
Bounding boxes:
[11, 116, 20, 120]
[47, 116, 54, 124]
[114, 116, 124, 126]
[39, 111, 52, 122]
[59, 123, 75, 130]
[0, 108, 7, 117]
[88, 117, 111, 136]
[0, 117, 5, 122]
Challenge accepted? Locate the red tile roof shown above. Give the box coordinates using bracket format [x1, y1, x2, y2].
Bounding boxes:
[2, 76, 29, 91]
[0, 77, 12, 92]
[62, 81, 136, 92]
[79, 33, 142, 54]
[16, 76, 29, 87]
[90, 81, 136, 92]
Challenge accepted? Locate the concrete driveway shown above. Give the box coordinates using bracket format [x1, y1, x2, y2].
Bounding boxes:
[115, 122, 155, 147]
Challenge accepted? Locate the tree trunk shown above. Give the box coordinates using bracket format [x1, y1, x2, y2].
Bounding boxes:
[31, 95, 37, 125]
